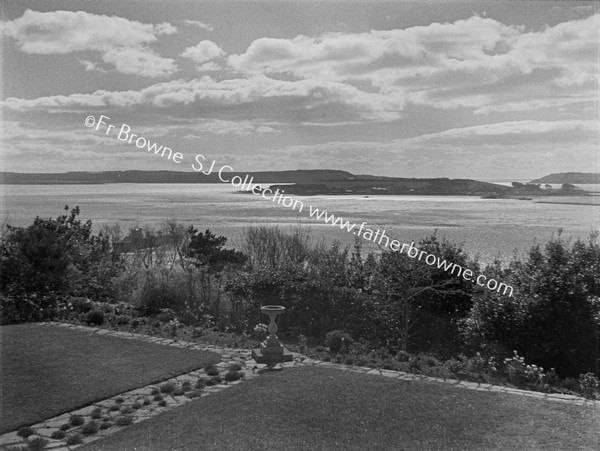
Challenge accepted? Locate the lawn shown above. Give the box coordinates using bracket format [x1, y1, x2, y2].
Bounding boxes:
[83, 366, 600, 450]
[0, 324, 220, 433]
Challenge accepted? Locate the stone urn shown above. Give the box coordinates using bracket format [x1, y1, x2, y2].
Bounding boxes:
[252, 305, 293, 369]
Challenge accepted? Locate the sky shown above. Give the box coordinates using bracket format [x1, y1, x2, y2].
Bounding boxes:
[1, 0, 598, 179]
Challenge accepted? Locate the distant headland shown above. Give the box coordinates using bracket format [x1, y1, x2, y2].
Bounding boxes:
[529, 172, 599, 184]
[0, 170, 593, 197]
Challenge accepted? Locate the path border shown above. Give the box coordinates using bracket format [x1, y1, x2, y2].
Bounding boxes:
[1, 322, 597, 450]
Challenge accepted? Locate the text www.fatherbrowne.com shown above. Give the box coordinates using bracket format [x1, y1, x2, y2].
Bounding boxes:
[305, 206, 513, 297]
[85, 114, 513, 297]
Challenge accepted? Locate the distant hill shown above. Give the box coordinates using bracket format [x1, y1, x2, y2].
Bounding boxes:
[530, 173, 599, 184]
[0, 170, 353, 185]
[3, 170, 589, 197]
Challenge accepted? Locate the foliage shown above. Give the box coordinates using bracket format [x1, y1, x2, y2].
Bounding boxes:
[114, 416, 133, 426]
[85, 310, 105, 326]
[578, 373, 599, 399]
[65, 434, 83, 446]
[27, 437, 48, 451]
[0, 207, 122, 323]
[69, 415, 84, 426]
[81, 420, 99, 435]
[17, 427, 34, 437]
[224, 370, 242, 382]
[461, 234, 600, 377]
[160, 382, 176, 394]
[325, 330, 354, 353]
[501, 350, 558, 390]
[206, 365, 220, 376]
[50, 430, 66, 440]
[186, 227, 247, 273]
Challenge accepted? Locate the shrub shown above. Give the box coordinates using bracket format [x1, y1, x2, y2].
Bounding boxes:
[206, 375, 222, 386]
[120, 406, 134, 415]
[153, 394, 163, 402]
[114, 416, 133, 426]
[85, 310, 105, 326]
[90, 407, 102, 419]
[420, 354, 441, 367]
[59, 424, 70, 431]
[160, 382, 176, 394]
[50, 430, 65, 440]
[195, 379, 207, 389]
[502, 351, 554, 389]
[99, 421, 111, 430]
[205, 365, 220, 376]
[69, 415, 84, 426]
[65, 434, 83, 446]
[81, 420, 99, 435]
[115, 397, 124, 404]
[408, 355, 422, 373]
[150, 387, 159, 395]
[109, 404, 120, 412]
[131, 401, 142, 410]
[186, 389, 202, 399]
[325, 330, 354, 354]
[17, 427, 34, 438]
[115, 314, 132, 325]
[172, 388, 185, 396]
[27, 437, 48, 451]
[143, 398, 151, 406]
[579, 373, 599, 399]
[396, 350, 410, 362]
[224, 370, 242, 382]
[158, 400, 168, 407]
[461, 234, 600, 377]
[181, 381, 192, 392]
[229, 363, 243, 372]
[0, 207, 123, 318]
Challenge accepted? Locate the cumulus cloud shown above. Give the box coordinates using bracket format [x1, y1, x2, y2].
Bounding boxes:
[180, 120, 280, 137]
[228, 14, 599, 113]
[2, 9, 178, 77]
[184, 20, 214, 31]
[181, 40, 225, 65]
[102, 47, 177, 78]
[1, 75, 404, 122]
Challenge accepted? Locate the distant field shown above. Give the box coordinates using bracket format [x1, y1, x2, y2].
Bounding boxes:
[0, 324, 220, 433]
[83, 365, 600, 451]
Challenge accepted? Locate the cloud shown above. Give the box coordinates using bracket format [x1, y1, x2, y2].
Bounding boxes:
[1, 75, 403, 122]
[184, 20, 214, 31]
[102, 47, 177, 78]
[181, 40, 225, 65]
[2, 9, 178, 77]
[3, 12, 598, 127]
[228, 14, 599, 114]
[180, 120, 280, 137]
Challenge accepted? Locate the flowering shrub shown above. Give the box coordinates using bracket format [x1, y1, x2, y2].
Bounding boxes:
[445, 353, 497, 382]
[578, 372, 599, 399]
[252, 323, 268, 339]
[503, 350, 556, 389]
[164, 318, 181, 337]
[325, 330, 354, 354]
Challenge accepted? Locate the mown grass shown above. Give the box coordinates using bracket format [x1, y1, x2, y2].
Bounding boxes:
[0, 324, 220, 433]
[83, 366, 599, 450]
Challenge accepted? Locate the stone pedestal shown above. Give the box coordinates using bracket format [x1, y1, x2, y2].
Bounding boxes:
[252, 305, 293, 368]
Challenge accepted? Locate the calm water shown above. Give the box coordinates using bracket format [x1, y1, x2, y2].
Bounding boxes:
[1, 183, 598, 264]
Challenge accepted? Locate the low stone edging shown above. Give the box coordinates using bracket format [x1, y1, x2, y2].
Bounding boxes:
[1, 322, 596, 450]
